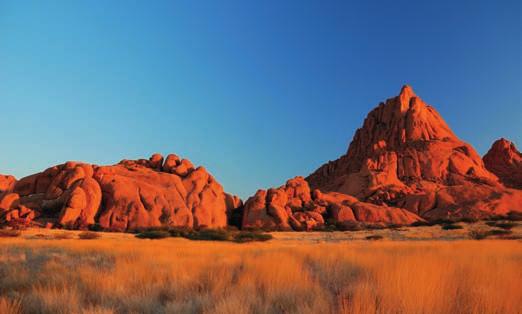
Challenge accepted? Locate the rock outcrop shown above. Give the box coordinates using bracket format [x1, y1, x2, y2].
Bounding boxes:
[0, 154, 240, 231]
[0, 175, 16, 195]
[483, 138, 522, 189]
[242, 176, 422, 231]
[306, 85, 522, 221]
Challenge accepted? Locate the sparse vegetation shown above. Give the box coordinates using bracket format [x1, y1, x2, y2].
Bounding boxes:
[365, 234, 384, 240]
[469, 230, 490, 240]
[486, 221, 517, 230]
[234, 231, 273, 243]
[0, 229, 21, 237]
[135, 228, 274, 243]
[135, 230, 171, 239]
[487, 229, 513, 237]
[78, 231, 102, 240]
[441, 223, 463, 230]
[52, 232, 74, 240]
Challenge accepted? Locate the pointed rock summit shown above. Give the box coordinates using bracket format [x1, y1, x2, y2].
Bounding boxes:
[484, 138, 522, 189]
[306, 85, 521, 220]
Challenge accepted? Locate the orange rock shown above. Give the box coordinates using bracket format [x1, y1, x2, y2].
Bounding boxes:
[483, 138, 522, 189]
[241, 177, 422, 230]
[0, 175, 16, 195]
[0, 193, 20, 211]
[306, 85, 520, 221]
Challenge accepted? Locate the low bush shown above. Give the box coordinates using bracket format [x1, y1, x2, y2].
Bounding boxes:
[410, 221, 431, 227]
[441, 224, 463, 230]
[487, 229, 512, 237]
[335, 221, 363, 231]
[52, 232, 74, 240]
[459, 217, 478, 224]
[365, 234, 384, 241]
[507, 211, 522, 221]
[135, 230, 170, 239]
[186, 229, 233, 241]
[469, 230, 489, 240]
[136, 228, 273, 243]
[78, 231, 101, 240]
[486, 221, 517, 230]
[233, 231, 273, 243]
[0, 229, 21, 237]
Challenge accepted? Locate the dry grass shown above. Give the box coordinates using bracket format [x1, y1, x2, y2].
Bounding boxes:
[0, 229, 521, 314]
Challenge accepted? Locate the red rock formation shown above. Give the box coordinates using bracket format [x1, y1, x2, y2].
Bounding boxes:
[0, 175, 16, 196]
[0, 154, 240, 231]
[307, 85, 522, 220]
[483, 138, 522, 189]
[241, 176, 422, 230]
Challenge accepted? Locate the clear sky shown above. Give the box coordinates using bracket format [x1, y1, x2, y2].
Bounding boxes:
[1, 1, 521, 199]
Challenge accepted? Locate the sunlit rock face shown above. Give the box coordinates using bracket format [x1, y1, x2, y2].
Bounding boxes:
[484, 138, 522, 189]
[0, 154, 241, 231]
[241, 176, 423, 231]
[306, 85, 522, 221]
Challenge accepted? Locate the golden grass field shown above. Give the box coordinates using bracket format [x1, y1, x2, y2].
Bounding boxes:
[0, 224, 521, 314]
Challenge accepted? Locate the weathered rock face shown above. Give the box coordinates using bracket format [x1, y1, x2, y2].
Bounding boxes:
[484, 138, 522, 189]
[0, 175, 16, 195]
[0, 154, 240, 231]
[306, 85, 522, 220]
[242, 176, 422, 230]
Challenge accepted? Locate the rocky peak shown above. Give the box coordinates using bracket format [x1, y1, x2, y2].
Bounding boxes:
[483, 138, 522, 189]
[307, 85, 503, 216]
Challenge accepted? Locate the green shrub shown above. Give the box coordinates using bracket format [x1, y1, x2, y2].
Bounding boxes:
[233, 231, 273, 243]
[365, 234, 384, 241]
[441, 224, 463, 230]
[78, 231, 101, 240]
[0, 229, 21, 237]
[135, 230, 171, 239]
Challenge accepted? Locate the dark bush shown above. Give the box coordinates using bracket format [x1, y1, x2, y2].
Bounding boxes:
[469, 230, 489, 240]
[459, 217, 478, 224]
[487, 229, 512, 237]
[410, 221, 431, 227]
[335, 221, 363, 231]
[494, 222, 517, 230]
[135, 230, 171, 239]
[233, 231, 273, 243]
[0, 229, 22, 237]
[88, 223, 104, 232]
[365, 234, 384, 241]
[186, 229, 233, 241]
[441, 224, 463, 230]
[78, 231, 101, 240]
[313, 224, 337, 232]
[486, 221, 517, 230]
[430, 218, 455, 225]
[168, 227, 193, 238]
[507, 211, 522, 221]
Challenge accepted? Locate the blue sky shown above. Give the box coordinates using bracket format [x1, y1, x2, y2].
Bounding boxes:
[1, 1, 521, 198]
